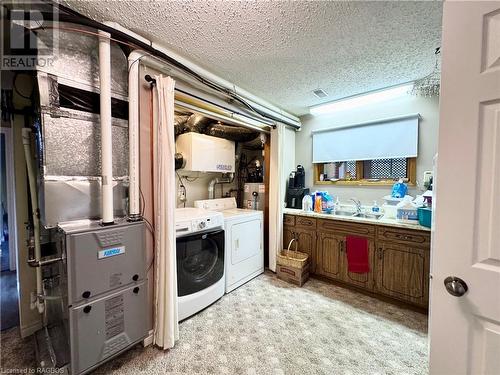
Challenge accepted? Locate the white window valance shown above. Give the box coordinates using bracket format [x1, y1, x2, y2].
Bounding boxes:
[312, 114, 420, 163]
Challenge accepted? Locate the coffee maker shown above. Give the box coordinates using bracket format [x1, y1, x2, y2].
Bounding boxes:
[286, 165, 309, 209]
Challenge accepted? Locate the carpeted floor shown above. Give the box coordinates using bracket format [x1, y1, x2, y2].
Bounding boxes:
[0, 272, 428, 374]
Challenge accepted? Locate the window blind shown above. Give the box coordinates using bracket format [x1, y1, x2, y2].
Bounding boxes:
[312, 114, 419, 163]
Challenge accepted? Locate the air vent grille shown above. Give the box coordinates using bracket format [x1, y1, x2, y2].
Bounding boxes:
[313, 89, 328, 99]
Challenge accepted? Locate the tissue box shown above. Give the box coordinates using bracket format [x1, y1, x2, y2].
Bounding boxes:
[397, 206, 418, 222]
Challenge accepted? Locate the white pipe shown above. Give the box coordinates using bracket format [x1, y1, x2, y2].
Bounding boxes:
[128, 51, 141, 219]
[22, 129, 44, 314]
[208, 173, 234, 199]
[99, 30, 114, 224]
[151, 42, 301, 127]
[106, 22, 300, 126]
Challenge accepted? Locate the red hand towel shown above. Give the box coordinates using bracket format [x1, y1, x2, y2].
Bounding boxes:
[346, 236, 370, 273]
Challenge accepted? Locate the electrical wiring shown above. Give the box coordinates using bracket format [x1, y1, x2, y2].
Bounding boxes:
[139, 187, 156, 272]
[37, 4, 296, 127]
[176, 171, 187, 208]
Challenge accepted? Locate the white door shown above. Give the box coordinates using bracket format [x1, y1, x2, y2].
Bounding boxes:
[230, 219, 262, 264]
[429, 2, 500, 374]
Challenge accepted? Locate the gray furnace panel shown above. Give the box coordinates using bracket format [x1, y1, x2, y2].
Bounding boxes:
[64, 221, 146, 305]
[69, 281, 147, 374]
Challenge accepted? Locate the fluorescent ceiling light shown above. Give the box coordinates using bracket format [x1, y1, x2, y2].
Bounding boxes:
[309, 83, 413, 115]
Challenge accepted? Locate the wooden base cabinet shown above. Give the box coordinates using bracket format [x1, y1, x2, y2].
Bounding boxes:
[316, 232, 344, 281]
[316, 231, 375, 291]
[374, 241, 430, 307]
[343, 239, 376, 291]
[283, 214, 431, 309]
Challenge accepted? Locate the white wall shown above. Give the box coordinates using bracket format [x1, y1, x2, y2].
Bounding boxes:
[295, 94, 439, 206]
[175, 172, 238, 208]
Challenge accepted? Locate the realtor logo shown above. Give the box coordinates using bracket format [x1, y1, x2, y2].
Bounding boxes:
[1, 0, 59, 70]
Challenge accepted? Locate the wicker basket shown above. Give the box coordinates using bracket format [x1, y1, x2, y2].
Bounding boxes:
[276, 239, 310, 286]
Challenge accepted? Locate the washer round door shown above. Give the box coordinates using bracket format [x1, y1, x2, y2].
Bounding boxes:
[176, 229, 224, 296]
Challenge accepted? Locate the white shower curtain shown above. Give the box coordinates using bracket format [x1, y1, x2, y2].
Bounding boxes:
[268, 123, 285, 272]
[152, 75, 179, 349]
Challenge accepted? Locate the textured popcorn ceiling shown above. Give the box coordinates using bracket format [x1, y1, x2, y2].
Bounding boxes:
[62, 1, 443, 116]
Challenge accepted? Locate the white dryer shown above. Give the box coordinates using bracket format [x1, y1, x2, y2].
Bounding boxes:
[194, 198, 264, 293]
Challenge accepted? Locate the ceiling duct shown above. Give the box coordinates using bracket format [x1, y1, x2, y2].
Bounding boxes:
[174, 114, 190, 136]
[204, 123, 260, 143]
[184, 113, 212, 133]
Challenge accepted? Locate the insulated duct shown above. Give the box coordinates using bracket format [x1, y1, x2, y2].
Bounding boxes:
[99, 30, 114, 225]
[204, 123, 260, 143]
[174, 114, 190, 136]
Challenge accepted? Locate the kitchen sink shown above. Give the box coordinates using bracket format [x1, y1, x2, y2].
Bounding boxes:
[334, 210, 357, 217]
[333, 211, 383, 220]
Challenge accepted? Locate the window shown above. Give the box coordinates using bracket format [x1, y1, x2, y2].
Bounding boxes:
[314, 157, 416, 186]
[311, 114, 419, 186]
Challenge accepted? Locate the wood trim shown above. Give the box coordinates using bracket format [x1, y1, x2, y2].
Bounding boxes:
[313, 157, 417, 187]
[355, 161, 364, 180]
[407, 157, 417, 185]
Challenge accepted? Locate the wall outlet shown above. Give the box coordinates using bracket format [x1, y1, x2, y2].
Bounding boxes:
[178, 185, 186, 202]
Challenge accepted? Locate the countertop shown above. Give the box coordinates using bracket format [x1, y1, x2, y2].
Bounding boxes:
[283, 208, 431, 232]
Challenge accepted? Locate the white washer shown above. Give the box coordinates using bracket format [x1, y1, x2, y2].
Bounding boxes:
[194, 198, 264, 293]
[175, 208, 225, 321]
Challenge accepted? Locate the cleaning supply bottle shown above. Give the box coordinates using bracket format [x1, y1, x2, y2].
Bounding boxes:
[314, 192, 323, 213]
[391, 178, 408, 198]
[324, 193, 334, 214]
[372, 200, 380, 213]
[302, 194, 313, 212]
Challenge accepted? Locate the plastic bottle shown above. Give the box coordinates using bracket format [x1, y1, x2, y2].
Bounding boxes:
[314, 193, 323, 213]
[324, 193, 334, 214]
[334, 197, 341, 214]
[302, 194, 313, 212]
[372, 200, 380, 213]
[391, 178, 408, 199]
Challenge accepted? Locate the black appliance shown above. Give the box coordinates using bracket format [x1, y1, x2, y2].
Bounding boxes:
[286, 165, 308, 208]
[295, 165, 305, 188]
[176, 229, 225, 296]
[286, 187, 310, 209]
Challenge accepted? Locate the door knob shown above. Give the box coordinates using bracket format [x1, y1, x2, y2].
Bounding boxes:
[444, 276, 468, 297]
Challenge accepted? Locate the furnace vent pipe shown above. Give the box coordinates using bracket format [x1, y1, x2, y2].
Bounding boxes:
[128, 50, 141, 220]
[99, 30, 114, 225]
[208, 173, 234, 200]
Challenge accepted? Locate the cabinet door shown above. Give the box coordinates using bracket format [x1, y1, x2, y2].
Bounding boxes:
[316, 232, 344, 281]
[343, 238, 375, 291]
[375, 241, 430, 307]
[294, 228, 316, 273]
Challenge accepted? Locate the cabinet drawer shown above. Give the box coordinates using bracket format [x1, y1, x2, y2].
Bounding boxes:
[295, 216, 317, 229]
[377, 227, 430, 247]
[318, 219, 375, 237]
[283, 214, 295, 226]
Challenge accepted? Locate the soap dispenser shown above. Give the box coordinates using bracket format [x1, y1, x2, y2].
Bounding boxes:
[372, 200, 380, 213]
[334, 197, 341, 213]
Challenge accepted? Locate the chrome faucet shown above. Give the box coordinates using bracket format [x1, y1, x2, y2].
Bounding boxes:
[350, 198, 362, 215]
